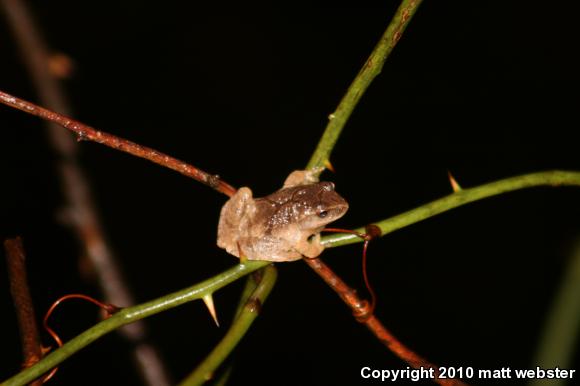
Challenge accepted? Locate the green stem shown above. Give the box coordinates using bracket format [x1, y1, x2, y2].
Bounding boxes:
[1, 261, 269, 386]
[214, 268, 272, 386]
[233, 273, 263, 320]
[5, 171, 579, 386]
[307, 0, 424, 171]
[322, 170, 580, 247]
[528, 239, 580, 386]
[179, 266, 277, 386]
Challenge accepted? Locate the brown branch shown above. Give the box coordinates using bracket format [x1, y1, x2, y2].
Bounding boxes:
[304, 257, 468, 386]
[0, 89, 236, 197]
[4, 237, 43, 386]
[0, 1, 177, 384]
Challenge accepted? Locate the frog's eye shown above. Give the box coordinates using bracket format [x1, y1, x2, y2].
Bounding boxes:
[318, 210, 329, 218]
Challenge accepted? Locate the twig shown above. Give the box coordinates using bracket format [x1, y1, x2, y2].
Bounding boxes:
[307, 0, 423, 171]
[3, 237, 43, 386]
[0, 260, 269, 386]
[303, 257, 467, 386]
[0, 89, 237, 197]
[322, 170, 580, 248]
[0, 1, 175, 384]
[179, 266, 277, 386]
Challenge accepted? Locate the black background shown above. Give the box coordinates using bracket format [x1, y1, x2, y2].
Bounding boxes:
[1, 1, 579, 385]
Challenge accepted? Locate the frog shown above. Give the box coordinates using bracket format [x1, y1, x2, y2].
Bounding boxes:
[217, 169, 349, 262]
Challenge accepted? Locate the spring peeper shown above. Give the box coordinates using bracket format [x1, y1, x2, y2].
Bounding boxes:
[217, 169, 348, 262]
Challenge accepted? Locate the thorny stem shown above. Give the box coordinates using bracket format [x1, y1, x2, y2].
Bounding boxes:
[3, 237, 43, 386]
[179, 266, 277, 386]
[304, 170, 580, 385]
[0, 261, 269, 386]
[2, 1, 575, 385]
[4, 170, 580, 385]
[321, 170, 580, 248]
[303, 257, 466, 386]
[173, 271, 268, 386]
[170, 3, 439, 367]
[0, 0, 172, 383]
[304, 1, 463, 383]
[303, 0, 466, 382]
[0, 90, 237, 197]
[307, 0, 423, 172]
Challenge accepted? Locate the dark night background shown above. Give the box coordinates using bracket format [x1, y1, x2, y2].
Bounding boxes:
[1, 1, 579, 385]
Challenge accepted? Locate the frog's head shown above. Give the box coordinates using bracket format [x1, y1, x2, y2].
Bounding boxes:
[295, 181, 349, 231]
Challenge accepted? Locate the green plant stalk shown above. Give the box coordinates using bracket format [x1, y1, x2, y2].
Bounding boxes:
[212, 366, 234, 386]
[179, 265, 277, 386]
[2, 2, 426, 383]
[1, 261, 269, 386]
[307, 0, 423, 171]
[233, 272, 263, 320]
[322, 170, 580, 247]
[528, 239, 580, 386]
[5, 171, 580, 386]
[194, 3, 427, 384]
[209, 271, 268, 386]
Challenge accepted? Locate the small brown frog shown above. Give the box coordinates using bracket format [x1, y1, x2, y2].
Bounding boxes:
[217, 169, 349, 262]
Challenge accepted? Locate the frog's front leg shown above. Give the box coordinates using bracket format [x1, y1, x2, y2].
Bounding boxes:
[294, 232, 325, 258]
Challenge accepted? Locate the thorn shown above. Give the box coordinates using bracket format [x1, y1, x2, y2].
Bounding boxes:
[447, 171, 462, 192]
[324, 159, 335, 173]
[202, 294, 219, 327]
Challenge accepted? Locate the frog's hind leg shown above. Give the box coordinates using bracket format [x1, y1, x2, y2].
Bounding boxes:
[298, 232, 325, 258]
[283, 167, 323, 187]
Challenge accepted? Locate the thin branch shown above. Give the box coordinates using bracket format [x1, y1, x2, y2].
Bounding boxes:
[303, 257, 467, 386]
[179, 266, 277, 386]
[307, 0, 423, 171]
[3, 237, 43, 386]
[0, 260, 270, 386]
[322, 170, 580, 248]
[0, 0, 174, 384]
[0, 89, 237, 197]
